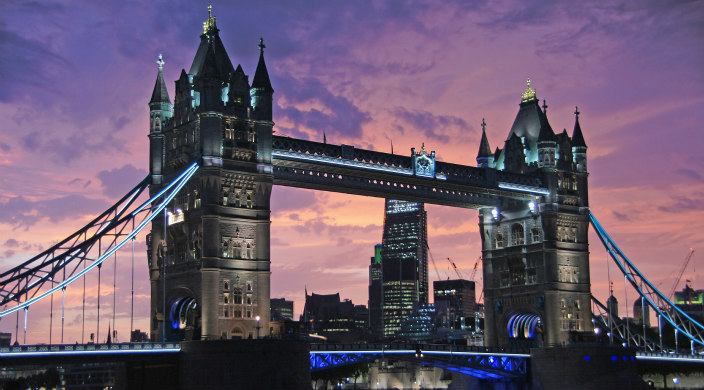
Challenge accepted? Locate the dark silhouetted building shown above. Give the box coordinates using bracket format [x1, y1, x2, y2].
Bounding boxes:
[301, 292, 366, 343]
[270, 298, 294, 321]
[369, 244, 383, 338]
[434, 279, 476, 330]
[381, 199, 429, 338]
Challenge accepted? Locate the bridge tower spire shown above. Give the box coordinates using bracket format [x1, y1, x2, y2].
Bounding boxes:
[147, 9, 274, 342]
[148, 53, 172, 185]
[479, 80, 592, 348]
[251, 37, 274, 121]
[476, 118, 494, 168]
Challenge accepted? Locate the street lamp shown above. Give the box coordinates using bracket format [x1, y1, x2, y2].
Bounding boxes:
[255, 315, 261, 339]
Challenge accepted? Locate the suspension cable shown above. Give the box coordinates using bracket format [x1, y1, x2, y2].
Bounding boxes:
[49, 285, 53, 345]
[606, 248, 613, 345]
[130, 233, 135, 341]
[82, 260, 86, 344]
[61, 287, 65, 344]
[97, 262, 102, 344]
[61, 265, 66, 344]
[624, 274, 630, 346]
[113, 251, 117, 341]
[23, 307, 28, 344]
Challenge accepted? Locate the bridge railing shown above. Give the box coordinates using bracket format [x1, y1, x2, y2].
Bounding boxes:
[0, 342, 181, 355]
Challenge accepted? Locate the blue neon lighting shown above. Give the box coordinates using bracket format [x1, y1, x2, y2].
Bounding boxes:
[497, 182, 550, 196]
[590, 213, 704, 347]
[0, 162, 199, 318]
[272, 150, 413, 176]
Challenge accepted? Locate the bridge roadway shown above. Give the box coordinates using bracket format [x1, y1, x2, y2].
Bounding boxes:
[271, 136, 548, 209]
[2, 342, 703, 374]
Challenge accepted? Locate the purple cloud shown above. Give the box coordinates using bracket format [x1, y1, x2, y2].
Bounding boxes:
[97, 164, 148, 199]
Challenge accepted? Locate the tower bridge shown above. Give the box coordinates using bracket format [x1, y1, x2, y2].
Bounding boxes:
[1, 6, 703, 388]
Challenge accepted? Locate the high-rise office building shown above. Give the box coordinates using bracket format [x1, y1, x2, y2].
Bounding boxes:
[433, 279, 476, 330]
[270, 298, 294, 321]
[369, 244, 383, 339]
[380, 199, 428, 338]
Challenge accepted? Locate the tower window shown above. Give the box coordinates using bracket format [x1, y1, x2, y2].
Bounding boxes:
[495, 234, 504, 249]
[223, 280, 230, 291]
[531, 227, 542, 243]
[511, 224, 525, 246]
[234, 288, 242, 304]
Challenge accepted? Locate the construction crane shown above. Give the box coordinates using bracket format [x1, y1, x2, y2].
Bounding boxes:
[447, 257, 464, 280]
[667, 248, 696, 301]
[425, 243, 443, 281]
[469, 256, 481, 282]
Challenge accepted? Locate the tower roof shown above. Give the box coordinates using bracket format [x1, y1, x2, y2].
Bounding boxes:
[149, 54, 170, 105]
[252, 38, 273, 91]
[537, 107, 556, 143]
[189, 5, 235, 79]
[477, 118, 492, 159]
[505, 91, 543, 162]
[571, 106, 587, 148]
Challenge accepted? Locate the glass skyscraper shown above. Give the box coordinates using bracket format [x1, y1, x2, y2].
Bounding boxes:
[379, 199, 428, 338]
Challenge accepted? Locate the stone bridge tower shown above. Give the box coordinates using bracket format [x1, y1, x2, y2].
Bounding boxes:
[478, 81, 590, 348]
[147, 7, 274, 341]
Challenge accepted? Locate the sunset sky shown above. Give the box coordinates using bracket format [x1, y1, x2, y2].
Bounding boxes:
[0, 1, 702, 344]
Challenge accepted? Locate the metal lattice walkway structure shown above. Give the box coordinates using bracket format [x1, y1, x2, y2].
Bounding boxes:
[272, 136, 548, 208]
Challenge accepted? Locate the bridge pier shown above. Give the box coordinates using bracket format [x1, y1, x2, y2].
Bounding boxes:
[123, 340, 310, 390]
[530, 346, 648, 390]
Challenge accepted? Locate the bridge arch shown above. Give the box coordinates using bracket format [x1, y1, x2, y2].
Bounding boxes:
[168, 288, 200, 340]
[506, 312, 542, 347]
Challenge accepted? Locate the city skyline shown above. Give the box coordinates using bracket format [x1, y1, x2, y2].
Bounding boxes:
[0, 1, 703, 344]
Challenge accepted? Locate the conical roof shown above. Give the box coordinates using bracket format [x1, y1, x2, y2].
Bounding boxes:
[505, 98, 543, 162]
[149, 55, 170, 105]
[537, 109, 556, 143]
[189, 8, 234, 80]
[252, 38, 273, 92]
[572, 108, 587, 148]
[477, 125, 492, 159]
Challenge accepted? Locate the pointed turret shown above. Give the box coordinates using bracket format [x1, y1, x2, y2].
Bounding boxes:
[536, 104, 556, 168]
[148, 54, 171, 185]
[476, 118, 494, 168]
[571, 106, 587, 172]
[150, 54, 171, 107]
[251, 38, 274, 121]
[149, 54, 173, 134]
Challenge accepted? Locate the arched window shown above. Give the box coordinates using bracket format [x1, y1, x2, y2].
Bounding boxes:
[511, 224, 525, 246]
[246, 243, 252, 259]
[223, 280, 229, 291]
[531, 227, 542, 243]
[233, 241, 241, 259]
[246, 194, 253, 208]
